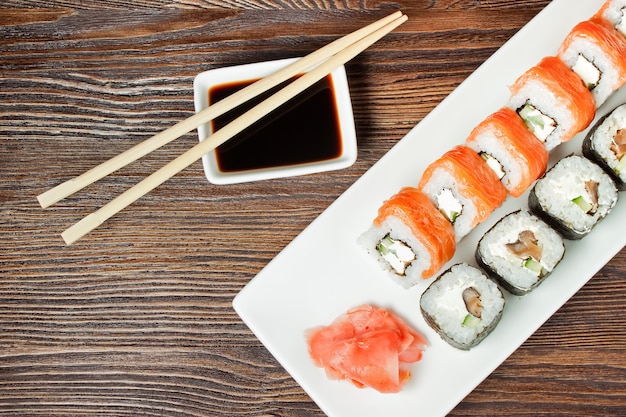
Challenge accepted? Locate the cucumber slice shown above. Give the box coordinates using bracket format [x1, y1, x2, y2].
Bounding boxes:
[377, 235, 416, 275]
[377, 236, 395, 256]
[524, 257, 543, 275]
[519, 104, 546, 130]
[518, 103, 556, 141]
[447, 211, 459, 223]
[572, 195, 593, 213]
[462, 314, 481, 329]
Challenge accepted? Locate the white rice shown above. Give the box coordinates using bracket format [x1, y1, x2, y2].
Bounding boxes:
[420, 263, 505, 350]
[533, 155, 618, 236]
[598, 0, 626, 36]
[559, 37, 622, 108]
[419, 167, 478, 242]
[465, 129, 522, 195]
[507, 79, 575, 151]
[358, 216, 432, 289]
[588, 103, 626, 183]
[477, 210, 565, 294]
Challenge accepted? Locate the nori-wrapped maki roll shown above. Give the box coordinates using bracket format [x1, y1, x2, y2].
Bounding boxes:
[528, 155, 618, 240]
[420, 263, 505, 350]
[582, 103, 626, 190]
[476, 210, 565, 296]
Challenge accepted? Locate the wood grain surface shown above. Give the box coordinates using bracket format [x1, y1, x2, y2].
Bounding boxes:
[1, 1, 625, 416]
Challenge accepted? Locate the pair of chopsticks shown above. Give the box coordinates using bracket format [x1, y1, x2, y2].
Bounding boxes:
[38, 11, 408, 245]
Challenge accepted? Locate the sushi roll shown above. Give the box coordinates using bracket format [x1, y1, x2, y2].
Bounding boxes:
[465, 107, 549, 197]
[476, 210, 565, 296]
[358, 187, 456, 288]
[558, 18, 626, 108]
[420, 263, 505, 350]
[528, 155, 619, 240]
[418, 145, 508, 241]
[582, 103, 626, 190]
[507, 56, 596, 151]
[594, 0, 626, 37]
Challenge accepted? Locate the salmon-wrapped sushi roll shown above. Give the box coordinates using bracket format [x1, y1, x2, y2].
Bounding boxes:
[418, 145, 508, 241]
[594, 0, 626, 37]
[508, 56, 596, 151]
[558, 18, 626, 108]
[358, 187, 456, 288]
[465, 107, 549, 197]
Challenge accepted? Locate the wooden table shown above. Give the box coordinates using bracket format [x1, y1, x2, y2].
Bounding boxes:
[2, 1, 625, 415]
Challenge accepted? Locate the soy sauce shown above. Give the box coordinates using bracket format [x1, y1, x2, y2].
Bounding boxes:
[209, 74, 343, 173]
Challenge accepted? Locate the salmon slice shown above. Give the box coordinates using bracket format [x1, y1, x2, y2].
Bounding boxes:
[560, 18, 626, 88]
[594, 0, 626, 37]
[509, 56, 596, 142]
[307, 305, 427, 393]
[374, 187, 456, 278]
[466, 107, 549, 197]
[418, 145, 508, 230]
[594, 0, 614, 21]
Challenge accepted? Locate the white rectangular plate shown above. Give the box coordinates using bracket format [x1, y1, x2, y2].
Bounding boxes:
[233, 1, 626, 416]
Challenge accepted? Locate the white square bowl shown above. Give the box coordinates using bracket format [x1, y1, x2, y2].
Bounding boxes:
[193, 57, 357, 185]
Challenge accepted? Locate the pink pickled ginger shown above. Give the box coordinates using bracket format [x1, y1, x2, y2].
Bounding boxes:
[306, 304, 427, 393]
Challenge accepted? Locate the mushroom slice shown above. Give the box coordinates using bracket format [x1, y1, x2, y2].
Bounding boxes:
[462, 287, 483, 319]
[506, 230, 545, 276]
[611, 129, 626, 159]
[506, 230, 542, 262]
[585, 180, 599, 215]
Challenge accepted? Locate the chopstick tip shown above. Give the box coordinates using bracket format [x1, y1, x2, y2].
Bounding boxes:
[61, 212, 102, 245]
[37, 190, 55, 209]
[36, 195, 48, 209]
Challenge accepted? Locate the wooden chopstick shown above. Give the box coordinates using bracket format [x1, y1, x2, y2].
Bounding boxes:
[36, 11, 405, 210]
[59, 12, 407, 245]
